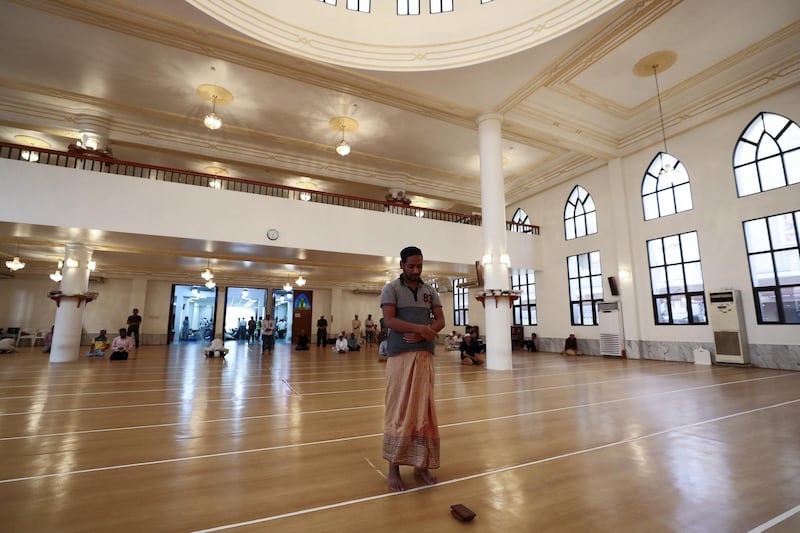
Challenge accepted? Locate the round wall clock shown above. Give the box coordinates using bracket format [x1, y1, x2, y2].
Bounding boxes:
[266, 228, 279, 241]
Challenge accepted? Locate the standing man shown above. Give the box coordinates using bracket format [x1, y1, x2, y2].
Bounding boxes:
[247, 316, 257, 343]
[380, 246, 445, 492]
[261, 314, 275, 353]
[316, 315, 328, 347]
[351, 314, 361, 338]
[126, 308, 142, 349]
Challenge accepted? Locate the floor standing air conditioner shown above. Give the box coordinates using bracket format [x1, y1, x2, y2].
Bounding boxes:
[598, 301, 624, 357]
[708, 290, 750, 364]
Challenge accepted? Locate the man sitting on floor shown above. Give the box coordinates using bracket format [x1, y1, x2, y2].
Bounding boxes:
[86, 329, 110, 357]
[560, 333, 584, 356]
[333, 333, 349, 353]
[110, 328, 134, 360]
[459, 334, 485, 366]
[295, 331, 310, 351]
[347, 332, 361, 351]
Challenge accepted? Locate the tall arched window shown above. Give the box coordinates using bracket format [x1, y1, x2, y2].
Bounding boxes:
[641, 152, 692, 220]
[564, 186, 596, 240]
[511, 208, 532, 233]
[733, 112, 800, 197]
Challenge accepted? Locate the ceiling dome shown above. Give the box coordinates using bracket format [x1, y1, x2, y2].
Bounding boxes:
[186, 0, 624, 71]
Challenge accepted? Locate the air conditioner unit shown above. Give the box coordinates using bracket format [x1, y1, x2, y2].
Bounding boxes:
[352, 288, 382, 295]
[598, 301, 624, 357]
[708, 290, 750, 364]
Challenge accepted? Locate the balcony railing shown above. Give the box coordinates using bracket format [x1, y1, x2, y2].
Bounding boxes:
[1, 141, 539, 234]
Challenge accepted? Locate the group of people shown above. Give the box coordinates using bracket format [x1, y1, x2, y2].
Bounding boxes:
[82, 308, 142, 360]
[315, 313, 382, 348]
[332, 331, 362, 353]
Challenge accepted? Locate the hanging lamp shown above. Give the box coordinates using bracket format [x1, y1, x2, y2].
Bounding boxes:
[5, 243, 25, 271]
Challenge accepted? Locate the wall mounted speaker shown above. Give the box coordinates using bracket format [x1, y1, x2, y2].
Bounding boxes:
[608, 276, 619, 296]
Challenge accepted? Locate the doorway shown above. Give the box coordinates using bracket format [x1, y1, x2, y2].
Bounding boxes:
[224, 287, 267, 342]
[169, 285, 217, 344]
[272, 289, 293, 344]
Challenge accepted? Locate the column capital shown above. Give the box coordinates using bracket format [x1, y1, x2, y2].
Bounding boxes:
[476, 113, 504, 126]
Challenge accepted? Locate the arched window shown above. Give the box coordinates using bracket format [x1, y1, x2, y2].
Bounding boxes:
[733, 112, 800, 197]
[641, 152, 692, 220]
[511, 208, 532, 233]
[564, 186, 596, 240]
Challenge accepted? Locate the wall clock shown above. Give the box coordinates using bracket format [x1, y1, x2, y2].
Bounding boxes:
[266, 228, 279, 241]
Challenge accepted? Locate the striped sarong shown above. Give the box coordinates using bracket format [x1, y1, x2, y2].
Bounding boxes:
[382, 350, 440, 469]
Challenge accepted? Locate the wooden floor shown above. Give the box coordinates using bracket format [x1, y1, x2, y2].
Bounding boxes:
[0, 341, 798, 533]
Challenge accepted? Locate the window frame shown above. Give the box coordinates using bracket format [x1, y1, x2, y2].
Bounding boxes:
[646, 231, 708, 325]
[452, 277, 469, 326]
[564, 185, 597, 240]
[733, 112, 800, 197]
[641, 152, 693, 221]
[566, 251, 603, 326]
[742, 209, 800, 324]
[511, 269, 537, 326]
[511, 208, 533, 233]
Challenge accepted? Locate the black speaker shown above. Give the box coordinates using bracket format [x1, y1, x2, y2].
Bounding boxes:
[608, 276, 619, 296]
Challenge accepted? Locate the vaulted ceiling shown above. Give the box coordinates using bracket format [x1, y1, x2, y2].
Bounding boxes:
[1, 0, 798, 288]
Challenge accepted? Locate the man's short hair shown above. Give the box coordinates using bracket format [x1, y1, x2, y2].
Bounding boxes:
[400, 246, 422, 262]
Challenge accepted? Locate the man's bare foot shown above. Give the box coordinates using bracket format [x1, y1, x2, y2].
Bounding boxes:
[414, 468, 437, 485]
[388, 464, 404, 492]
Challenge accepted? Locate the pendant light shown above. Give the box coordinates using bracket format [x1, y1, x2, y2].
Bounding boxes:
[201, 259, 214, 281]
[203, 95, 222, 130]
[329, 116, 358, 157]
[634, 51, 679, 180]
[335, 124, 350, 156]
[197, 84, 233, 131]
[5, 243, 26, 271]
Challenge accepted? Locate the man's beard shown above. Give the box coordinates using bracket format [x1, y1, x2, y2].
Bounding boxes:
[404, 271, 421, 282]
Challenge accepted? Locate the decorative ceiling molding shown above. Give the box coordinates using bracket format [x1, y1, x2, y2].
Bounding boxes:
[187, 0, 625, 72]
[495, 0, 679, 114]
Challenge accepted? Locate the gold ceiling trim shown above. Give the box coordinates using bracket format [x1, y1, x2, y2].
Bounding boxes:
[187, 0, 625, 72]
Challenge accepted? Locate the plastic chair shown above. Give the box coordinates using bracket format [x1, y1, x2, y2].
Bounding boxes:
[32, 329, 47, 347]
[16, 329, 35, 347]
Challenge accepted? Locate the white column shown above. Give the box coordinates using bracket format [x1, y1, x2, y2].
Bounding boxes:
[476, 113, 512, 370]
[214, 287, 226, 340]
[50, 244, 92, 363]
[607, 158, 638, 358]
[330, 286, 343, 337]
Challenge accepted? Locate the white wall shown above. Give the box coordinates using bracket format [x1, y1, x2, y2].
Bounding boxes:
[509, 86, 800, 349]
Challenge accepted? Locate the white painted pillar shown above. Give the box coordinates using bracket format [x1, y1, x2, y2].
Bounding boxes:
[330, 286, 343, 338]
[476, 113, 513, 370]
[214, 287, 226, 339]
[50, 244, 92, 363]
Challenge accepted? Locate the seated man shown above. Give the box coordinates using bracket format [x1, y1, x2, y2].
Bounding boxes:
[0, 337, 16, 353]
[524, 332, 539, 352]
[203, 338, 229, 358]
[446, 330, 462, 350]
[295, 330, 310, 351]
[377, 333, 388, 362]
[459, 334, 485, 366]
[560, 333, 584, 356]
[110, 328, 134, 360]
[332, 333, 349, 353]
[86, 329, 110, 357]
[347, 332, 361, 352]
